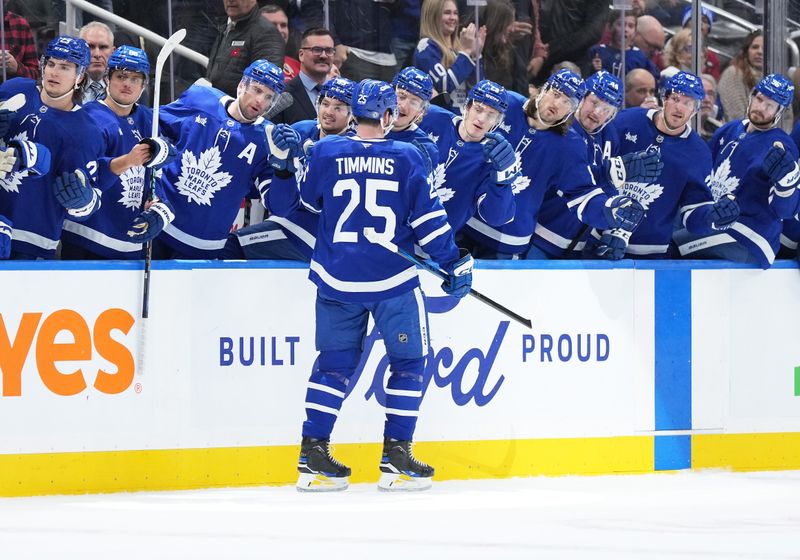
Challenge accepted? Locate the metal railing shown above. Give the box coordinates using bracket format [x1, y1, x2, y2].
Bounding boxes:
[63, 0, 209, 68]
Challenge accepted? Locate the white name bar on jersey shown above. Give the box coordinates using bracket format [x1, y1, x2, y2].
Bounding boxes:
[335, 156, 395, 176]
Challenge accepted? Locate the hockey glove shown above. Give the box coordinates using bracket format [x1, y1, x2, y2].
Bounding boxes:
[762, 144, 800, 191]
[593, 228, 630, 260]
[267, 124, 303, 173]
[0, 214, 11, 259]
[139, 137, 177, 170]
[0, 147, 16, 179]
[441, 248, 474, 299]
[53, 169, 99, 216]
[621, 149, 663, 184]
[705, 195, 739, 231]
[603, 195, 645, 231]
[0, 109, 14, 139]
[482, 131, 519, 186]
[8, 139, 51, 176]
[127, 201, 175, 242]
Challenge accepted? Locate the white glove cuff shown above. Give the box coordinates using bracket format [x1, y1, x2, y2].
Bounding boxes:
[607, 156, 626, 189]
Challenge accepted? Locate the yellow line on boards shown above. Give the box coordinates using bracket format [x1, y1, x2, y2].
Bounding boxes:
[693, 432, 800, 471]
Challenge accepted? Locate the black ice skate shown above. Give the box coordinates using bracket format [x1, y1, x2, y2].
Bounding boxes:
[378, 437, 434, 491]
[296, 437, 351, 492]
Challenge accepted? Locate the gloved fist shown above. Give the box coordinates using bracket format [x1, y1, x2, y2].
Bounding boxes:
[0, 109, 14, 139]
[762, 144, 800, 188]
[621, 149, 663, 184]
[441, 248, 473, 299]
[139, 137, 177, 170]
[706, 195, 739, 231]
[593, 228, 630, 260]
[8, 139, 51, 176]
[267, 124, 302, 173]
[0, 214, 11, 259]
[603, 195, 645, 231]
[482, 131, 519, 186]
[53, 169, 95, 210]
[0, 147, 16, 179]
[127, 201, 175, 242]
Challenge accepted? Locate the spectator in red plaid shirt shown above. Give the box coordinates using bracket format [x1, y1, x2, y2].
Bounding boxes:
[1, 10, 39, 81]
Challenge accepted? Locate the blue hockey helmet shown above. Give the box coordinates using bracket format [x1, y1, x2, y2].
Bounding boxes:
[319, 77, 355, 106]
[352, 79, 398, 120]
[754, 74, 794, 108]
[584, 70, 624, 109]
[467, 80, 508, 113]
[544, 68, 586, 104]
[242, 59, 285, 94]
[663, 70, 705, 101]
[107, 45, 150, 78]
[43, 36, 90, 71]
[392, 67, 433, 102]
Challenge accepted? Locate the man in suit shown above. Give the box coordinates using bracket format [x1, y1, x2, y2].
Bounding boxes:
[271, 28, 335, 124]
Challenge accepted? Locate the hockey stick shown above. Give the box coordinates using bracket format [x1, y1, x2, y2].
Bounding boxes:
[0, 93, 25, 113]
[138, 29, 186, 376]
[364, 230, 533, 329]
[264, 91, 294, 121]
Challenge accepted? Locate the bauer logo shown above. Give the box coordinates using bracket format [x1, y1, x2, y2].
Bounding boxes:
[0, 308, 135, 397]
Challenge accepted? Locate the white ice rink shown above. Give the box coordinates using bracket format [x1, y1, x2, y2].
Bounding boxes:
[1, 470, 799, 559]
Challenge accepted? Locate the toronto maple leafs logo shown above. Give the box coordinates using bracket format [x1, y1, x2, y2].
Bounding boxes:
[625, 132, 638, 143]
[705, 157, 740, 200]
[0, 131, 30, 193]
[195, 115, 207, 126]
[427, 132, 439, 144]
[174, 146, 233, 205]
[620, 181, 664, 210]
[431, 162, 454, 202]
[118, 166, 146, 209]
[511, 174, 531, 194]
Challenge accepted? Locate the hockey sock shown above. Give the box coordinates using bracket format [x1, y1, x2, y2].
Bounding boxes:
[383, 358, 426, 441]
[302, 349, 360, 439]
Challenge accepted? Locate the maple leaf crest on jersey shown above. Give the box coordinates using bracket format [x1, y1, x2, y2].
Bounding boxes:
[705, 157, 740, 200]
[117, 166, 146, 210]
[174, 146, 233, 205]
[620, 181, 664, 210]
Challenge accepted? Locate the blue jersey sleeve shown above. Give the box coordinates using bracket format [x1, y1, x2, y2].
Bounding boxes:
[413, 37, 476, 96]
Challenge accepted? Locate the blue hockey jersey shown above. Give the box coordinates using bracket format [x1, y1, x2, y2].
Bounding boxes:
[61, 100, 159, 259]
[531, 120, 621, 257]
[461, 94, 610, 256]
[300, 135, 459, 302]
[706, 119, 800, 268]
[416, 106, 515, 235]
[590, 44, 660, 81]
[413, 37, 481, 115]
[590, 107, 716, 257]
[157, 85, 275, 258]
[0, 78, 103, 258]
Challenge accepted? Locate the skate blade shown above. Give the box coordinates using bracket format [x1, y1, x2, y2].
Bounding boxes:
[296, 472, 349, 492]
[377, 472, 432, 492]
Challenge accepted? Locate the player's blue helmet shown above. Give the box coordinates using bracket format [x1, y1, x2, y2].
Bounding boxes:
[754, 74, 794, 108]
[242, 59, 285, 94]
[107, 45, 150, 78]
[545, 68, 586, 104]
[319, 77, 355, 105]
[467, 80, 508, 113]
[352, 79, 398, 120]
[584, 70, 623, 109]
[43, 36, 90, 70]
[664, 71, 705, 100]
[392, 67, 433, 102]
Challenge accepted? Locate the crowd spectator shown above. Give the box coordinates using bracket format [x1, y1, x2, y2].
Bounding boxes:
[475, 0, 528, 96]
[590, 10, 659, 80]
[205, 0, 284, 97]
[389, 0, 422, 68]
[79, 21, 114, 103]
[679, 5, 721, 81]
[330, 0, 397, 83]
[648, 0, 685, 27]
[538, 0, 608, 79]
[632, 15, 665, 70]
[271, 28, 335, 124]
[661, 28, 702, 75]
[699, 73, 724, 140]
[718, 30, 764, 126]
[414, 0, 484, 114]
[624, 68, 657, 108]
[1, 9, 39, 82]
[261, 4, 300, 82]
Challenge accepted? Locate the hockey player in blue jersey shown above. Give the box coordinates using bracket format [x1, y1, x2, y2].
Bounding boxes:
[221, 76, 356, 261]
[674, 74, 800, 268]
[0, 36, 103, 259]
[295, 79, 473, 492]
[385, 67, 439, 169]
[416, 79, 518, 239]
[60, 45, 176, 259]
[588, 71, 739, 259]
[530, 71, 663, 258]
[152, 59, 303, 259]
[460, 69, 646, 259]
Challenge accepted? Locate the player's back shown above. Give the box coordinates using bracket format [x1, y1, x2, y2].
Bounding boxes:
[301, 135, 435, 302]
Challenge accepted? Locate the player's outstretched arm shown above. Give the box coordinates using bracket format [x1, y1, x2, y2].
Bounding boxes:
[53, 169, 102, 221]
[0, 140, 51, 180]
[763, 143, 800, 219]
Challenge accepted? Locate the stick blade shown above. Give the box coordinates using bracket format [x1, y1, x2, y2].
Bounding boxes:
[0, 93, 25, 113]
